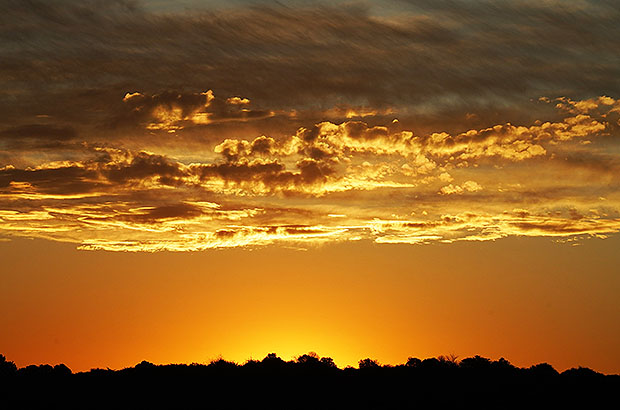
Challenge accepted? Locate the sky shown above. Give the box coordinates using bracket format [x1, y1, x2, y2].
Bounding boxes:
[1, 0, 619, 373]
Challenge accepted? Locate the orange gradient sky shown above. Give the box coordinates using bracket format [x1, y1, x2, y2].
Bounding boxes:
[2, 236, 619, 373]
[1, 0, 620, 374]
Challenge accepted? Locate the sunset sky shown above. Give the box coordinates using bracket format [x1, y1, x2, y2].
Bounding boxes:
[1, 0, 619, 373]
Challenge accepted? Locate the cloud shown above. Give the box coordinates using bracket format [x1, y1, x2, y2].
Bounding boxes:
[2, 0, 619, 137]
[439, 181, 482, 195]
[97, 149, 187, 186]
[0, 124, 79, 151]
[553, 96, 619, 114]
[1, 96, 618, 200]
[2, 0, 620, 253]
[371, 209, 620, 245]
[0, 166, 101, 196]
[113, 90, 274, 132]
[0, 124, 77, 141]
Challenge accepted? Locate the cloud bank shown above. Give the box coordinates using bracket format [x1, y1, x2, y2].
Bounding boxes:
[1, 1, 619, 250]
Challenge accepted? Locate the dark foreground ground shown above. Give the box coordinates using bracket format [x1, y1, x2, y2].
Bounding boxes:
[1, 353, 618, 409]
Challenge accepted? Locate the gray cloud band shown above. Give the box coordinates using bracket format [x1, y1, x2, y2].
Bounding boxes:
[1, 0, 619, 130]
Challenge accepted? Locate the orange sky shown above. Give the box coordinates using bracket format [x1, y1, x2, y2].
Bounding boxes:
[2, 235, 619, 373]
[1, 0, 620, 375]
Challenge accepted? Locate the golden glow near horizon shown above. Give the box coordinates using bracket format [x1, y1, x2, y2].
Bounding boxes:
[1, 0, 620, 376]
[2, 236, 619, 374]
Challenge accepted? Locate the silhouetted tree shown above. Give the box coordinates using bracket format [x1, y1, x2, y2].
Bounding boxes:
[134, 360, 156, 371]
[0, 354, 17, 377]
[19, 364, 55, 377]
[460, 355, 492, 370]
[53, 363, 72, 376]
[242, 359, 261, 369]
[296, 352, 321, 366]
[438, 354, 459, 368]
[492, 357, 514, 369]
[319, 357, 337, 368]
[562, 366, 603, 378]
[419, 357, 442, 371]
[2, 351, 618, 409]
[208, 358, 238, 371]
[490, 357, 517, 375]
[358, 358, 380, 369]
[260, 353, 287, 371]
[405, 357, 422, 367]
[529, 363, 559, 377]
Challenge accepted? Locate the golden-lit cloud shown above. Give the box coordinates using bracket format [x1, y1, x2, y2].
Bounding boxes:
[118, 90, 275, 132]
[1, 94, 619, 251]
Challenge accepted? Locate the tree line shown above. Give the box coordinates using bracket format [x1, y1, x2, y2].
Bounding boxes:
[1, 352, 618, 408]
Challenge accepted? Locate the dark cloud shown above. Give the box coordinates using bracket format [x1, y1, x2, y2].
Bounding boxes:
[2, 0, 618, 138]
[111, 90, 273, 131]
[0, 142, 340, 198]
[0, 149, 189, 195]
[206, 94, 273, 123]
[554, 152, 620, 177]
[111, 91, 209, 129]
[192, 157, 334, 189]
[343, 122, 389, 140]
[0, 124, 77, 140]
[0, 166, 100, 195]
[100, 151, 186, 185]
[194, 161, 286, 183]
[117, 203, 204, 223]
[249, 136, 275, 156]
[297, 159, 333, 184]
[0, 124, 78, 150]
